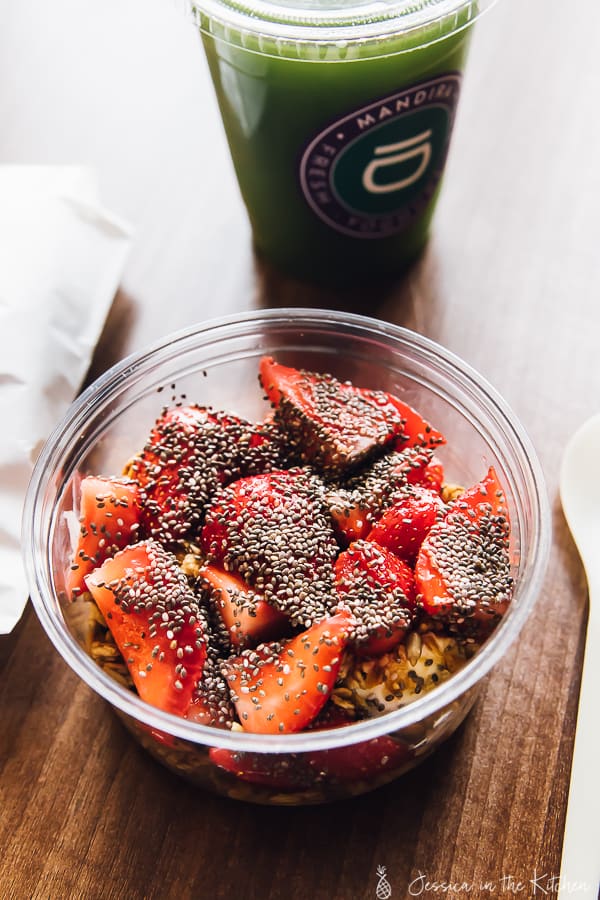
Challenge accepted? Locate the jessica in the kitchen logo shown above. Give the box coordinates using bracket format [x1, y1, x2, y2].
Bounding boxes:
[404, 869, 594, 895]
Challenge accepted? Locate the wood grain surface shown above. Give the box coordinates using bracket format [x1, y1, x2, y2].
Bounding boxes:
[1, 0, 598, 897]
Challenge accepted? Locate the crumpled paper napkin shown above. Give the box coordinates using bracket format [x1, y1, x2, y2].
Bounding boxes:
[0, 166, 132, 633]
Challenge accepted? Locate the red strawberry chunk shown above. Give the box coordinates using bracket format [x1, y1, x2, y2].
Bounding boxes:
[86, 540, 206, 716]
[450, 465, 510, 521]
[208, 747, 313, 791]
[66, 476, 141, 597]
[385, 394, 446, 450]
[221, 613, 351, 734]
[307, 702, 356, 730]
[199, 565, 289, 649]
[184, 653, 237, 729]
[405, 454, 445, 493]
[307, 735, 412, 783]
[366, 486, 445, 563]
[260, 356, 419, 476]
[325, 446, 437, 545]
[326, 494, 372, 544]
[415, 467, 513, 633]
[129, 405, 281, 542]
[201, 469, 338, 628]
[209, 705, 411, 789]
[335, 541, 417, 657]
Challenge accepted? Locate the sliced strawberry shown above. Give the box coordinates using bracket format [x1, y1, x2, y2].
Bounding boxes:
[307, 702, 356, 730]
[209, 703, 354, 791]
[86, 540, 206, 716]
[406, 454, 445, 493]
[307, 735, 413, 783]
[66, 476, 141, 598]
[139, 723, 177, 749]
[208, 705, 411, 790]
[210, 712, 410, 788]
[198, 565, 289, 648]
[209, 703, 411, 789]
[221, 613, 351, 734]
[385, 394, 445, 450]
[184, 653, 237, 729]
[201, 469, 338, 627]
[449, 465, 510, 521]
[366, 486, 445, 563]
[326, 494, 372, 544]
[128, 405, 281, 542]
[415, 467, 513, 633]
[326, 446, 437, 545]
[335, 541, 417, 657]
[260, 356, 417, 476]
[208, 747, 312, 791]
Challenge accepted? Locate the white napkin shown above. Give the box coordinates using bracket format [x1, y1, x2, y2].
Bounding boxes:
[0, 166, 132, 633]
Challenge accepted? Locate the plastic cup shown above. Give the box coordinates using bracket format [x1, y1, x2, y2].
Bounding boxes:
[192, 0, 497, 283]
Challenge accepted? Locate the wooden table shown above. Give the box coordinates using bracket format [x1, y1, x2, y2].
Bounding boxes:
[1, 0, 598, 897]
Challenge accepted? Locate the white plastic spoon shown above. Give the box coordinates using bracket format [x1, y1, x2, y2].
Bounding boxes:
[559, 414, 600, 899]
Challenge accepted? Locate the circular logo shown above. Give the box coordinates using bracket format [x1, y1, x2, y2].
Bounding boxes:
[299, 74, 461, 239]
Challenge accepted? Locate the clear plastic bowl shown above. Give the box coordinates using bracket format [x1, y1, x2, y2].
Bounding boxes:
[23, 309, 550, 805]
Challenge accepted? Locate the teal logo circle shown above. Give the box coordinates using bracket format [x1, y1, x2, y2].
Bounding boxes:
[299, 74, 461, 239]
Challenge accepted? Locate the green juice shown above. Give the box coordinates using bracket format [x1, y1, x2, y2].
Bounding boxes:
[195, 2, 479, 283]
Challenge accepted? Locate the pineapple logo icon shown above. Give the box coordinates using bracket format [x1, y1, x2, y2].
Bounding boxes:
[376, 865, 392, 899]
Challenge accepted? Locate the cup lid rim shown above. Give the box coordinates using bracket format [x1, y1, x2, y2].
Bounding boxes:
[191, 0, 495, 49]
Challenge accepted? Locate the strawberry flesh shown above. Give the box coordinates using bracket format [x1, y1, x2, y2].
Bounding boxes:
[209, 704, 411, 789]
[326, 446, 436, 545]
[221, 613, 351, 734]
[335, 540, 417, 657]
[185, 652, 237, 729]
[260, 356, 442, 476]
[67, 476, 141, 597]
[208, 747, 313, 791]
[201, 469, 338, 627]
[307, 735, 412, 783]
[385, 394, 446, 450]
[450, 465, 510, 521]
[86, 540, 206, 716]
[128, 405, 281, 543]
[366, 486, 445, 563]
[406, 454, 445, 493]
[198, 565, 289, 649]
[415, 467, 513, 633]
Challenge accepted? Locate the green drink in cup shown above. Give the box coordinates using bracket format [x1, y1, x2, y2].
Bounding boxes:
[192, 0, 496, 283]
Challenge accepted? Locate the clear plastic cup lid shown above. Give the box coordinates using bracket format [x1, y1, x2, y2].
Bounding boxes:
[192, 0, 498, 48]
